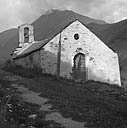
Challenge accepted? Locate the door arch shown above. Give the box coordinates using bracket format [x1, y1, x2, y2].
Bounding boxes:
[73, 53, 87, 82]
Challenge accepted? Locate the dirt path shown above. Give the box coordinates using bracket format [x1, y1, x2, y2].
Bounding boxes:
[0, 70, 86, 128]
[12, 84, 86, 128]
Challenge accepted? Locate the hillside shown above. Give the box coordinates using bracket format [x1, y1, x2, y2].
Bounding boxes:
[0, 9, 127, 85]
[1, 9, 127, 61]
[88, 19, 127, 57]
[0, 9, 106, 60]
[32, 9, 106, 40]
[0, 28, 18, 60]
[1, 67, 127, 128]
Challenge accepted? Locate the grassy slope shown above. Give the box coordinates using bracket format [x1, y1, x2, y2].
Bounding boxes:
[3, 65, 127, 128]
[0, 71, 64, 128]
[19, 78, 127, 128]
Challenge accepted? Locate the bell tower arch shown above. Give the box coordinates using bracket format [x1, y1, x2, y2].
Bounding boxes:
[18, 24, 34, 48]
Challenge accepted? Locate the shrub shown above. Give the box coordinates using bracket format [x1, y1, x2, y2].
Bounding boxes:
[3, 60, 42, 78]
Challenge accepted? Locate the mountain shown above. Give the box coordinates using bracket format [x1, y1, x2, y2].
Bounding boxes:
[88, 19, 127, 57]
[0, 9, 106, 60]
[32, 9, 106, 41]
[0, 28, 18, 60]
[0, 9, 127, 85]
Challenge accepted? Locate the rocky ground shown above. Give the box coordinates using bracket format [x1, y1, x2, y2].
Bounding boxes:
[0, 66, 127, 128]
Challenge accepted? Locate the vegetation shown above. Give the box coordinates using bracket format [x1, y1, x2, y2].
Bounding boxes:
[0, 77, 65, 128]
[3, 60, 42, 78]
[2, 61, 127, 128]
[19, 78, 127, 128]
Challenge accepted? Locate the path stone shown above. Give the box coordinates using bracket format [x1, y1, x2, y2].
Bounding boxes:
[46, 112, 86, 128]
[15, 85, 52, 111]
[0, 69, 87, 128]
[13, 85, 87, 127]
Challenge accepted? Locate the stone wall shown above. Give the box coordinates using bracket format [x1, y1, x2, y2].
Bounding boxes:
[14, 20, 121, 86]
[42, 20, 121, 86]
[40, 35, 59, 75]
[14, 50, 41, 69]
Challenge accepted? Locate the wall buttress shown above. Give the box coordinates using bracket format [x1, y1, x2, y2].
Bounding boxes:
[57, 33, 61, 79]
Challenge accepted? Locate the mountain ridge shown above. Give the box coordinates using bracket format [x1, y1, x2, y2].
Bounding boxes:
[0, 9, 107, 60]
[0, 9, 127, 83]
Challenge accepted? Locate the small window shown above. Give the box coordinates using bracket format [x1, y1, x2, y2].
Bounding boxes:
[74, 33, 79, 40]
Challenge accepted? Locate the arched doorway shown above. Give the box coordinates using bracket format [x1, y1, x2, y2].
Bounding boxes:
[73, 53, 87, 82]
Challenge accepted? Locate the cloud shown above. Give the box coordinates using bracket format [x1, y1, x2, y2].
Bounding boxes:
[86, 0, 127, 23]
[0, 0, 127, 32]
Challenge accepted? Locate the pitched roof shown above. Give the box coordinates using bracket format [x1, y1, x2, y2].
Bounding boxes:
[12, 38, 51, 59]
[13, 19, 114, 59]
[13, 19, 81, 59]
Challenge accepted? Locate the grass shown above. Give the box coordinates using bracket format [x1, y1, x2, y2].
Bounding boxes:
[0, 79, 65, 128]
[2, 62, 127, 128]
[0, 79, 13, 128]
[0, 72, 64, 128]
[3, 60, 43, 78]
[13, 74, 127, 128]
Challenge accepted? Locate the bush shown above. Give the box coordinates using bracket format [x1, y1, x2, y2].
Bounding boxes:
[3, 60, 42, 78]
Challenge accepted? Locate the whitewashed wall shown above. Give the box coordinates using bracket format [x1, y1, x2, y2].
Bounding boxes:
[41, 20, 121, 86]
[40, 35, 59, 75]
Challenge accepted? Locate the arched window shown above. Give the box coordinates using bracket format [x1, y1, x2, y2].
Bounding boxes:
[24, 27, 29, 42]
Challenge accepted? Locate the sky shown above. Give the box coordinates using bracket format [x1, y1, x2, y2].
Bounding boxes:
[0, 0, 127, 32]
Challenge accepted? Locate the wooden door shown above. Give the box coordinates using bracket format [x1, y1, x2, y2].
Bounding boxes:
[73, 53, 86, 82]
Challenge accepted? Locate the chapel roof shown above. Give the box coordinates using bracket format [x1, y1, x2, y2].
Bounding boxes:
[12, 19, 115, 59]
